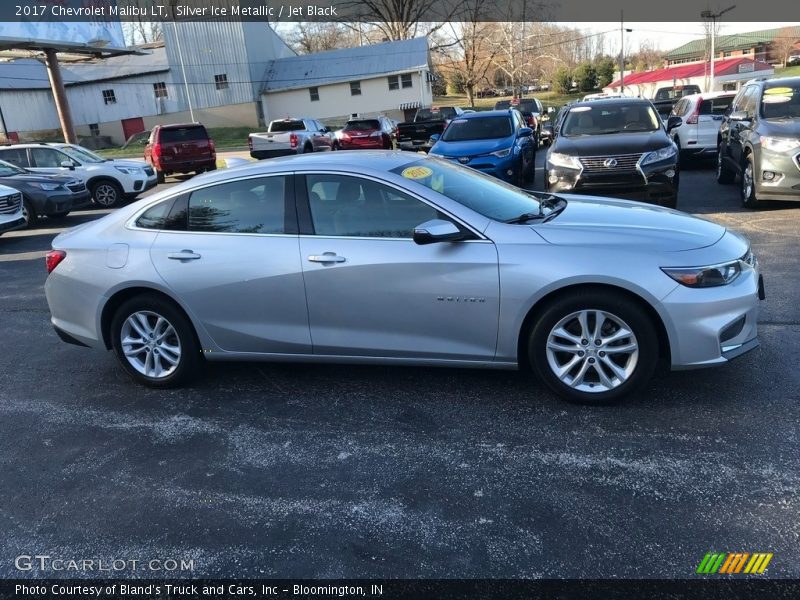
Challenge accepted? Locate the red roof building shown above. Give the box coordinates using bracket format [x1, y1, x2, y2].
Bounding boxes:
[604, 57, 774, 98]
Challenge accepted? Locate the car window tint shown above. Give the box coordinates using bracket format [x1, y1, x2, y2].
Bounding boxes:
[305, 174, 443, 238]
[761, 83, 800, 119]
[187, 176, 286, 234]
[136, 200, 172, 229]
[0, 148, 30, 167]
[31, 148, 65, 168]
[269, 120, 305, 132]
[740, 87, 758, 115]
[442, 116, 513, 141]
[700, 97, 733, 115]
[344, 120, 381, 131]
[159, 127, 207, 143]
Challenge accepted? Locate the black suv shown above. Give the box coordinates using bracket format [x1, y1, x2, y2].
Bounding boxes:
[545, 98, 682, 208]
[717, 76, 800, 208]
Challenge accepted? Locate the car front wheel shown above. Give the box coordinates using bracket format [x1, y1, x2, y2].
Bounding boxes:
[741, 155, 759, 209]
[716, 145, 735, 184]
[110, 294, 201, 388]
[529, 290, 659, 404]
[91, 180, 123, 207]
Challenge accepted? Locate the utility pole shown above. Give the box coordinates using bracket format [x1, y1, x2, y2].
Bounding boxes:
[170, 0, 195, 122]
[43, 49, 77, 144]
[619, 12, 632, 96]
[701, 5, 736, 92]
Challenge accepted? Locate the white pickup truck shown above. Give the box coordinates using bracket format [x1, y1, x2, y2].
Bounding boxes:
[249, 118, 337, 160]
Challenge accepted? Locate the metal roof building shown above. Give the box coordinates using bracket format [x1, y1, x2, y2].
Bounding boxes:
[666, 26, 800, 65]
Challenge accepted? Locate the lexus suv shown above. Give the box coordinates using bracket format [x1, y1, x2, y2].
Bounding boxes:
[545, 98, 681, 208]
[717, 76, 800, 208]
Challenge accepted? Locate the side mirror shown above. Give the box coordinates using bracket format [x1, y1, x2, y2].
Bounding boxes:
[666, 116, 683, 132]
[517, 127, 533, 138]
[60, 160, 75, 170]
[429, 133, 441, 144]
[413, 219, 462, 245]
[729, 111, 750, 122]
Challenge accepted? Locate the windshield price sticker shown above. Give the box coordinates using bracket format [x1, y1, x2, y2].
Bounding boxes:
[401, 166, 434, 180]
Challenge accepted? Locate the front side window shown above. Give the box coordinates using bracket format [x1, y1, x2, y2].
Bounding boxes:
[305, 174, 443, 238]
[31, 148, 69, 168]
[350, 81, 361, 96]
[186, 177, 287, 234]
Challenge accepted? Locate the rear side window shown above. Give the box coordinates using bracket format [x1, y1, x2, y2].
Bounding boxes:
[158, 127, 208, 143]
[269, 120, 305, 132]
[0, 148, 30, 167]
[136, 197, 187, 230]
[700, 97, 734, 115]
[187, 176, 287, 234]
[344, 120, 381, 131]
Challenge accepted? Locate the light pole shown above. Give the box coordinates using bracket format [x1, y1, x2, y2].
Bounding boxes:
[701, 5, 736, 92]
[620, 11, 632, 95]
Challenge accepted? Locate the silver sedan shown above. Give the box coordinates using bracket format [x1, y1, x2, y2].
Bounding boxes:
[44, 152, 763, 404]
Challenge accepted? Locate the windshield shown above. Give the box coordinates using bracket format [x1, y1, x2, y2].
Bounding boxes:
[390, 158, 546, 222]
[760, 84, 800, 119]
[344, 120, 380, 131]
[441, 116, 513, 141]
[58, 145, 105, 164]
[562, 103, 661, 135]
[0, 160, 26, 176]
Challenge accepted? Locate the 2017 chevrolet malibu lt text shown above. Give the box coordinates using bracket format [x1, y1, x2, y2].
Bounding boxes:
[44, 152, 763, 404]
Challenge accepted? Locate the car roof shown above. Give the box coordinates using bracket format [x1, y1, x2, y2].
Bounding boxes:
[156, 122, 207, 129]
[454, 110, 516, 119]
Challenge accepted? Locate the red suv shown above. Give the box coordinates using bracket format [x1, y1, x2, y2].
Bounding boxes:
[337, 117, 397, 150]
[144, 123, 216, 183]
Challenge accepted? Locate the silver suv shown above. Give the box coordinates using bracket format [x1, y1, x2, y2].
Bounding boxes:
[717, 76, 800, 207]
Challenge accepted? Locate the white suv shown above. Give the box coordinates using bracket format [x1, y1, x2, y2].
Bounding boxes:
[0, 183, 25, 237]
[669, 92, 736, 165]
[0, 143, 157, 207]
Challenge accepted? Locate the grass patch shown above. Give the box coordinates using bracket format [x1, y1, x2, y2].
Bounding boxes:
[775, 65, 800, 77]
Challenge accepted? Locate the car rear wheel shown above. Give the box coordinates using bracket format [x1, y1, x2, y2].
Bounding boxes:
[110, 294, 201, 388]
[741, 155, 759, 209]
[716, 145, 735, 184]
[21, 197, 38, 228]
[528, 290, 658, 404]
[156, 169, 166, 184]
[91, 180, 123, 207]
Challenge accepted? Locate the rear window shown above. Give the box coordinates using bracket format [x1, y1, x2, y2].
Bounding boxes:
[700, 96, 734, 115]
[495, 101, 511, 110]
[158, 126, 208, 143]
[344, 120, 381, 131]
[416, 108, 455, 121]
[516, 101, 537, 113]
[269, 120, 306, 133]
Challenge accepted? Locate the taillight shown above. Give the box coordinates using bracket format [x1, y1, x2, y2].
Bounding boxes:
[248, 137, 253, 151]
[209, 140, 216, 156]
[686, 100, 701, 125]
[152, 143, 162, 158]
[290, 133, 298, 149]
[46, 250, 66, 274]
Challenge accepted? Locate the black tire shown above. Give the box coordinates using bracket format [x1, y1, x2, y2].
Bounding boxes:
[156, 169, 166, 184]
[674, 136, 687, 168]
[303, 144, 313, 154]
[716, 145, 735, 184]
[110, 294, 202, 388]
[512, 157, 525, 187]
[523, 151, 535, 183]
[741, 154, 759, 209]
[528, 290, 659, 405]
[21, 197, 38, 228]
[91, 180, 123, 207]
[49, 211, 70, 219]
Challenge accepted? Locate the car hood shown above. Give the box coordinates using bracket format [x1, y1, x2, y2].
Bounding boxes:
[102, 159, 147, 168]
[533, 195, 726, 251]
[552, 130, 672, 155]
[760, 117, 800, 137]
[0, 172, 74, 185]
[432, 136, 514, 157]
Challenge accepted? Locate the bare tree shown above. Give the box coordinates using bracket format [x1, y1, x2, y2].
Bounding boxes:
[772, 26, 799, 67]
[338, 0, 463, 41]
[285, 22, 357, 54]
[630, 41, 664, 72]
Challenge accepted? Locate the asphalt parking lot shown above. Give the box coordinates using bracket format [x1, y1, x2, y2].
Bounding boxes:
[1, 152, 799, 579]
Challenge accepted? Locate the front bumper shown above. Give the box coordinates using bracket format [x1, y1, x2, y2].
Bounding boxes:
[30, 189, 90, 216]
[0, 215, 25, 234]
[436, 153, 517, 182]
[662, 267, 763, 370]
[753, 148, 800, 202]
[546, 158, 679, 206]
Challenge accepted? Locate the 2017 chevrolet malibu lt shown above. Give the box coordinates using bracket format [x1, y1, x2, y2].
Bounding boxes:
[44, 152, 763, 404]
[546, 98, 681, 208]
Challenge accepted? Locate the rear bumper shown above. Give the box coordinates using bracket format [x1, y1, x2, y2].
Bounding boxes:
[157, 158, 216, 173]
[398, 141, 432, 152]
[31, 189, 90, 215]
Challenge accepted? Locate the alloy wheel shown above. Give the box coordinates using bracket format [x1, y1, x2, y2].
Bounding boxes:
[545, 309, 639, 393]
[120, 310, 182, 379]
[742, 162, 754, 200]
[94, 183, 118, 206]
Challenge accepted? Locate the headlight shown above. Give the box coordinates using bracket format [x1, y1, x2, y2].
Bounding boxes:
[115, 166, 141, 175]
[491, 148, 511, 158]
[640, 145, 677, 166]
[548, 152, 581, 169]
[30, 182, 63, 191]
[661, 256, 753, 288]
[759, 136, 800, 153]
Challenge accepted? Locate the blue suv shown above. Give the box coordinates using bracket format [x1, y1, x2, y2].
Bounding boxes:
[428, 109, 536, 185]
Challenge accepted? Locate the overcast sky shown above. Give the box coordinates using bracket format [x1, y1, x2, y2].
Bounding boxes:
[572, 22, 800, 53]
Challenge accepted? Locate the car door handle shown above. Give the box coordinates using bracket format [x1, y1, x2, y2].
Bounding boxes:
[308, 253, 346, 264]
[167, 250, 201, 261]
